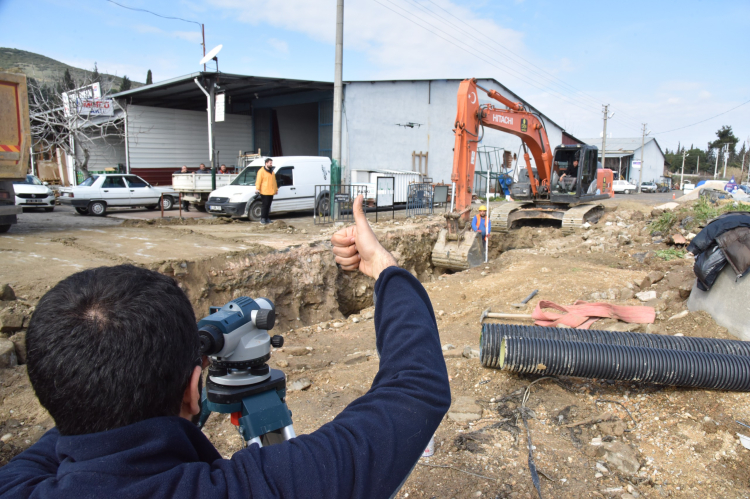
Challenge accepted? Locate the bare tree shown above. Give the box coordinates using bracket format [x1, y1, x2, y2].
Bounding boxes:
[28, 71, 126, 180]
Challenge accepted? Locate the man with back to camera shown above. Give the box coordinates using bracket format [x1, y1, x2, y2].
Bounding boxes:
[255, 157, 278, 225]
[0, 195, 451, 499]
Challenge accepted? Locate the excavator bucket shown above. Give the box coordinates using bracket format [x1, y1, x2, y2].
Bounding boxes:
[431, 229, 484, 271]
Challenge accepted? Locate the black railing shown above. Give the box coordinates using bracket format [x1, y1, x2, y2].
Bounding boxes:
[314, 184, 370, 225]
[405, 183, 434, 218]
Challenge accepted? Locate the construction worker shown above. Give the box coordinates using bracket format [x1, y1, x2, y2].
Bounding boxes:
[255, 158, 278, 224]
[472, 205, 491, 242]
[219, 164, 229, 174]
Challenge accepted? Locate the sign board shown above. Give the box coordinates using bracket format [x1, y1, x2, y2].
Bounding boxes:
[334, 194, 350, 203]
[62, 83, 101, 117]
[433, 185, 449, 204]
[632, 160, 641, 169]
[215, 92, 225, 122]
[77, 99, 114, 116]
[376, 176, 394, 207]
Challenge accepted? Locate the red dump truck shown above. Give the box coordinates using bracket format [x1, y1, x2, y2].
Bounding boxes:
[0, 72, 30, 233]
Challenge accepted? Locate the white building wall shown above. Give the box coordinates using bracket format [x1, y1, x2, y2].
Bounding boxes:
[75, 135, 127, 171]
[341, 79, 565, 185]
[628, 140, 665, 184]
[126, 105, 253, 170]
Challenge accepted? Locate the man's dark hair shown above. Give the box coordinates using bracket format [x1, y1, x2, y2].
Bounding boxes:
[265, 158, 272, 165]
[26, 265, 200, 436]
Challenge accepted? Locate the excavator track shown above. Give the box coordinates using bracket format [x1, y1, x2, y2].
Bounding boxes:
[489, 202, 530, 232]
[560, 203, 605, 235]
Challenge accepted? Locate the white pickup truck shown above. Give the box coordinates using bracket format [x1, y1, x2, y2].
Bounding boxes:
[172, 173, 238, 209]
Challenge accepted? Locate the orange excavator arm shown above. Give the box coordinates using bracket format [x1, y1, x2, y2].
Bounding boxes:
[451, 78, 553, 218]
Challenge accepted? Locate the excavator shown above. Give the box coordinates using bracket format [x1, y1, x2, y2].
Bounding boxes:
[432, 78, 614, 271]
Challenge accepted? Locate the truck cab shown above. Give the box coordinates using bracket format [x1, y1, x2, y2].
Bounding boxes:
[0, 72, 30, 233]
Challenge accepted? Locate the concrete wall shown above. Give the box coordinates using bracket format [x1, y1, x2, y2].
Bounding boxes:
[275, 102, 318, 157]
[628, 140, 665, 184]
[341, 79, 565, 185]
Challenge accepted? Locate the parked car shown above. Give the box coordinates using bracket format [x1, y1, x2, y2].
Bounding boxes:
[13, 174, 55, 212]
[612, 179, 637, 194]
[206, 156, 331, 221]
[640, 181, 657, 193]
[59, 174, 178, 216]
[682, 181, 695, 194]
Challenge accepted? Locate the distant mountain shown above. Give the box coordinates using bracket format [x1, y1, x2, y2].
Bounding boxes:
[0, 47, 143, 91]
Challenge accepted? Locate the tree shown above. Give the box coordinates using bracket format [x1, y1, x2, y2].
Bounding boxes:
[28, 72, 126, 181]
[119, 75, 132, 93]
[146, 69, 153, 85]
[61, 69, 75, 91]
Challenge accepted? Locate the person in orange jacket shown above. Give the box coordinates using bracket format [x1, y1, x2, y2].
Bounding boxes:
[255, 158, 278, 224]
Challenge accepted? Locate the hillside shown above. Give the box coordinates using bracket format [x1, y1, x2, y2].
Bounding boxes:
[0, 47, 143, 91]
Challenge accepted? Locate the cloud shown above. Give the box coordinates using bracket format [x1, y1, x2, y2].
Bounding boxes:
[130, 24, 202, 44]
[267, 38, 289, 55]
[173, 31, 203, 43]
[208, 0, 530, 80]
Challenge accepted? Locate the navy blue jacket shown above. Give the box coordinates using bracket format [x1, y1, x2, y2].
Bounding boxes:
[0, 267, 451, 498]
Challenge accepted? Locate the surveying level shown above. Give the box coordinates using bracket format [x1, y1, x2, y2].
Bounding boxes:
[196, 296, 295, 447]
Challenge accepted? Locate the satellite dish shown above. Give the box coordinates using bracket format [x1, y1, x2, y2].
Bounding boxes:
[200, 45, 223, 66]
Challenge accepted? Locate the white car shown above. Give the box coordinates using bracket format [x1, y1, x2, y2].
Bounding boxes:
[640, 181, 657, 193]
[613, 179, 637, 194]
[682, 181, 695, 194]
[13, 174, 56, 212]
[206, 156, 331, 220]
[59, 174, 178, 216]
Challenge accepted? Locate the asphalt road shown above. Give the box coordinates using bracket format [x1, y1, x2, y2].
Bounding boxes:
[11, 205, 124, 234]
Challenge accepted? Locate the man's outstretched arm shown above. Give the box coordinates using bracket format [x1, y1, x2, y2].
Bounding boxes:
[223, 196, 451, 498]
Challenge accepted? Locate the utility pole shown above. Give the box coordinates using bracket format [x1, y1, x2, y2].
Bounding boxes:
[723, 146, 729, 178]
[331, 0, 344, 219]
[600, 105, 613, 172]
[202, 24, 206, 72]
[714, 143, 722, 179]
[680, 150, 689, 190]
[696, 156, 699, 175]
[637, 123, 649, 193]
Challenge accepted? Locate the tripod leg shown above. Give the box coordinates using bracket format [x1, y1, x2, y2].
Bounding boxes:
[281, 425, 296, 440]
[248, 436, 263, 448]
[197, 387, 212, 429]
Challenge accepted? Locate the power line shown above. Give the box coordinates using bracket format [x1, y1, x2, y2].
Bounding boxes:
[653, 98, 750, 134]
[105, 0, 202, 28]
[373, 0, 642, 132]
[416, 0, 645, 128]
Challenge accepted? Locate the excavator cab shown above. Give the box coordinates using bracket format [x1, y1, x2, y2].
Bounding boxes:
[549, 144, 611, 204]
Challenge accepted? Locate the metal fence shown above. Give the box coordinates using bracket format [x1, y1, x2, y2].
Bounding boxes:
[405, 183, 434, 218]
[313, 184, 370, 225]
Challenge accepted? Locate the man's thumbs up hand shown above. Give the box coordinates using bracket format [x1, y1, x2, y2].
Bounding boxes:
[331, 195, 397, 280]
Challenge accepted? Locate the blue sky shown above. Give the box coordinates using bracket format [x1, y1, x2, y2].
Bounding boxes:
[1, 0, 749, 150]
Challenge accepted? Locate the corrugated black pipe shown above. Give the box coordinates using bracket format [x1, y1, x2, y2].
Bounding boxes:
[480, 323, 750, 368]
[497, 337, 750, 391]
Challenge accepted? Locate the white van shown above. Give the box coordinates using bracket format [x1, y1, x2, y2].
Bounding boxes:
[205, 156, 331, 221]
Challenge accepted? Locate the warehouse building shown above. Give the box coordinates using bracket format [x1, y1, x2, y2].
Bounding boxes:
[580, 137, 666, 184]
[73, 72, 579, 186]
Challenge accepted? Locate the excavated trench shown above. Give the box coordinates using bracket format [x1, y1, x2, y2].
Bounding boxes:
[158, 225, 539, 330]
